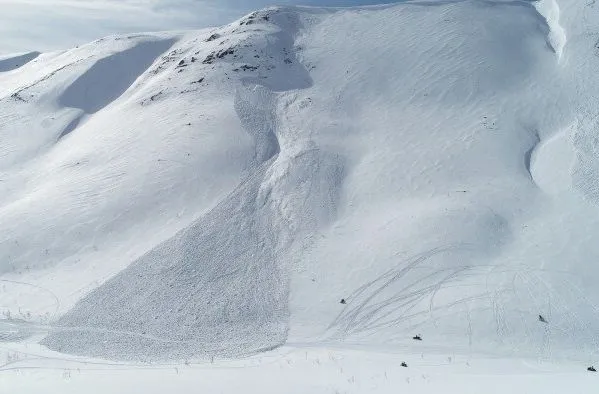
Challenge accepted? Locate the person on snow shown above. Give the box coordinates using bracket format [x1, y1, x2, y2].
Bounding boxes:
[538, 315, 548, 323]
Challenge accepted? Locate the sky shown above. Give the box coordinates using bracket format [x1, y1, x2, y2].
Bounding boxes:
[0, 0, 395, 55]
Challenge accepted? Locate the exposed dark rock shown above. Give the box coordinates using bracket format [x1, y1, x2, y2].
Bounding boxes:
[206, 33, 221, 42]
[217, 48, 235, 59]
[10, 92, 26, 102]
[233, 65, 259, 72]
[203, 54, 215, 64]
[203, 48, 235, 64]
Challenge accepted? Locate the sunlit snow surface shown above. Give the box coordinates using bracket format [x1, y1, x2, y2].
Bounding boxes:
[1, 0, 599, 391]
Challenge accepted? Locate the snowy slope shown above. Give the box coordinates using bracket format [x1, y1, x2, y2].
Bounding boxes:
[1, 344, 597, 394]
[0, 52, 40, 73]
[0, 0, 598, 377]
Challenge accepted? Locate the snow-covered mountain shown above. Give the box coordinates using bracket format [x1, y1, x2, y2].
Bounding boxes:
[1, 0, 599, 387]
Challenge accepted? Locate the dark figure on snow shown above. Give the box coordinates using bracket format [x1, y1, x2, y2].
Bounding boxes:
[340, 299, 347, 305]
[538, 315, 548, 323]
[413, 335, 422, 341]
[401, 362, 408, 367]
[588, 366, 596, 372]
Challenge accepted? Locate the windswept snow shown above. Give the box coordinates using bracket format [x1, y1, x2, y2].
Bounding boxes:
[1, 0, 599, 390]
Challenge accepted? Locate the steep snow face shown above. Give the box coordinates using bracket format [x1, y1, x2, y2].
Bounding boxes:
[535, 0, 567, 60]
[0, 31, 257, 320]
[284, 0, 576, 353]
[39, 9, 343, 361]
[286, 0, 599, 361]
[1, 0, 599, 363]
